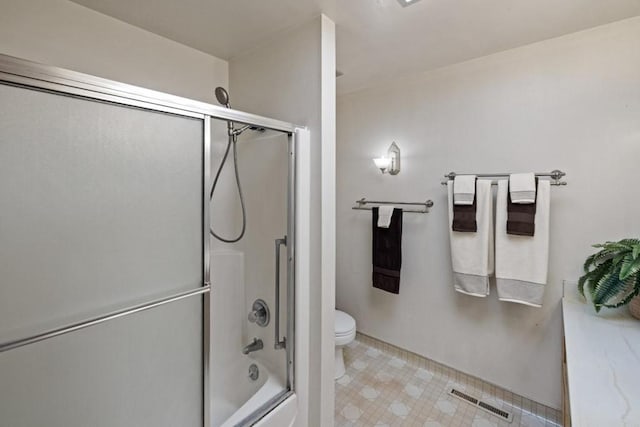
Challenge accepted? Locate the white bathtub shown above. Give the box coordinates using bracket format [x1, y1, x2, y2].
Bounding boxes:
[212, 357, 294, 427]
[210, 251, 298, 427]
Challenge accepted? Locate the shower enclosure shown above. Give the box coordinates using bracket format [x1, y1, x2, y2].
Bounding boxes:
[0, 54, 301, 427]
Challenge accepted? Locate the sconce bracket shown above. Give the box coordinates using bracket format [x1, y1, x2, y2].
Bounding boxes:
[387, 142, 401, 175]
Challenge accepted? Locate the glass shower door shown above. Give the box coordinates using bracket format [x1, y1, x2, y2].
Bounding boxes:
[209, 118, 295, 426]
[0, 54, 299, 427]
[0, 82, 207, 427]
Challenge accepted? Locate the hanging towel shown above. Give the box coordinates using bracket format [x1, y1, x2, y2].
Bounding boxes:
[507, 179, 538, 236]
[453, 175, 477, 205]
[377, 205, 395, 228]
[447, 180, 494, 297]
[372, 207, 402, 294]
[496, 179, 550, 307]
[509, 173, 536, 204]
[452, 179, 477, 232]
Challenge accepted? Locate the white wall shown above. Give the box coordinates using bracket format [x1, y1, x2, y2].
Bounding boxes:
[229, 15, 336, 427]
[336, 16, 640, 409]
[0, 0, 228, 103]
[319, 15, 337, 427]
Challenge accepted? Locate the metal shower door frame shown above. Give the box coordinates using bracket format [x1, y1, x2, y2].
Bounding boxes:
[0, 53, 299, 427]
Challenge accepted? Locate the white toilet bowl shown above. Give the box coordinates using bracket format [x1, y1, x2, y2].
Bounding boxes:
[334, 310, 356, 379]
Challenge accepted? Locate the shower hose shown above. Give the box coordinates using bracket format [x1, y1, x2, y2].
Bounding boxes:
[209, 130, 247, 243]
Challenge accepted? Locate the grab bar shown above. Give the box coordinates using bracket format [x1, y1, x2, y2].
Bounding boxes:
[274, 236, 287, 350]
[0, 285, 210, 353]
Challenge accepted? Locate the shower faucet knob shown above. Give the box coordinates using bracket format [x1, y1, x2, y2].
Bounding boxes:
[248, 299, 270, 327]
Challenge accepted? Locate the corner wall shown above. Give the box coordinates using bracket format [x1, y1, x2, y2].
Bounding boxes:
[229, 15, 336, 427]
[336, 16, 640, 409]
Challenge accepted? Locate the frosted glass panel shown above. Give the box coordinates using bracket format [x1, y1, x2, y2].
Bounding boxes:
[0, 84, 203, 338]
[0, 297, 202, 427]
[209, 122, 290, 426]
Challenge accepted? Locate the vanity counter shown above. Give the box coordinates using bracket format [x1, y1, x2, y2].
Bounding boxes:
[563, 296, 640, 426]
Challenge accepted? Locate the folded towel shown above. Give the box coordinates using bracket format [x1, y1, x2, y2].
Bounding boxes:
[453, 175, 477, 205]
[372, 207, 402, 294]
[509, 173, 536, 204]
[377, 205, 395, 228]
[447, 180, 494, 297]
[507, 179, 538, 236]
[496, 179, 550, 307]
[452, 179, 477, 232]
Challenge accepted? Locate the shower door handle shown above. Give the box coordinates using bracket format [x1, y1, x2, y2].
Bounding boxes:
[274, 236, 287, 350]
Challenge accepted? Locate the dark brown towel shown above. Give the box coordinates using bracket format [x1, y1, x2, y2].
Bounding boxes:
[507, 179, 538, 236]
[452, 180, 477, 232]
[372, 207, 402, 294]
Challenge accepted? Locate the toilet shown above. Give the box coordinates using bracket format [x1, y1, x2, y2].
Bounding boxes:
[334, 310, 356, 379]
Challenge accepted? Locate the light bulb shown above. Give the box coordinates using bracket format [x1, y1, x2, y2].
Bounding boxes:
[373, 157, 391, 173]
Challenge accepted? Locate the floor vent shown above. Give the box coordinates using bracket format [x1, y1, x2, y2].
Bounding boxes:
[450, 388, 478, 404]
[449, 388, 513, 423]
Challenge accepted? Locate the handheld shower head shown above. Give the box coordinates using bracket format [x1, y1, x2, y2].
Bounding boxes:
[215, 87, 230, 108]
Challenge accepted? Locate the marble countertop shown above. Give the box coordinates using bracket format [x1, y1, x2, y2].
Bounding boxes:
[563, 294, 640, 426]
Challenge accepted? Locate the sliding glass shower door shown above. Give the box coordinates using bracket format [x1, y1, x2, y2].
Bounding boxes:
[209, 120, 295, 426]
[0, 82, 207, 427]
[0, 54, 298, 427]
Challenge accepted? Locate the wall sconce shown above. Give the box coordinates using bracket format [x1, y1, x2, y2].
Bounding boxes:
[373, 142, 401, 175]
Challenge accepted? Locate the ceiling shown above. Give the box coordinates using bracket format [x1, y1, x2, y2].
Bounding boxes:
[71, 0, 640, 94]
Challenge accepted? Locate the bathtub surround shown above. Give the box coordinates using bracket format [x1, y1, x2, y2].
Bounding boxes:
[336, 334, 561, 426]
[337, 15, 640, 409]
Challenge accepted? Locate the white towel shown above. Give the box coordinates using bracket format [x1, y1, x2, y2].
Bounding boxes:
[377, 205, 395, 228]
[496, 179, 550, 307]
[509, 173, 536, 204]
[453, 175, 477, 205]
[448, 180, 494, 297]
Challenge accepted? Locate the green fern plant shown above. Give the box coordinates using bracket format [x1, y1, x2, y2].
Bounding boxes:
[579, 238, 640, 312]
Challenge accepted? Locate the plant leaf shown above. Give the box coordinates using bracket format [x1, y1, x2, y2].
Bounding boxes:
[602, 278, 640, 308]
[619, 238, 640, 248]
[582, 259, 613, 295]
[592, 268, 622, 312]
[578, 275, 587, 297]
[582, 239, 640, 312]
[599, 239, 633, 252]
[620, 255, 640, 281]
[612, 253, 627, 266]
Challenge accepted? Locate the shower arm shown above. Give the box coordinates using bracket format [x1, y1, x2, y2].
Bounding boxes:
[232, 124, 251, 136]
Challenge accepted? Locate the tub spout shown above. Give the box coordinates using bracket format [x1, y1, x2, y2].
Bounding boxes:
[242, 337, 263, 355]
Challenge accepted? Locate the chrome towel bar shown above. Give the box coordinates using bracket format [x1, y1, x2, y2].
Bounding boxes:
[352, 198, 434, 213]
[0, 285, 211, 353]
[441, 170, 567, 186]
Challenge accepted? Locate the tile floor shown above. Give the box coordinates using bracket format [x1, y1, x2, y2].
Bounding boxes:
[335, 336, 562, 427]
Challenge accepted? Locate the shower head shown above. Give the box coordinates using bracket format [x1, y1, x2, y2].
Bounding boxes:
[215, 87, 230, 108]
